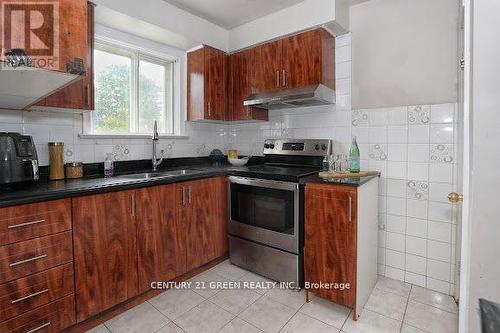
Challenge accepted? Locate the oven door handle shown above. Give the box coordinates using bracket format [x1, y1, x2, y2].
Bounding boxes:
[228, 176, 299, 192]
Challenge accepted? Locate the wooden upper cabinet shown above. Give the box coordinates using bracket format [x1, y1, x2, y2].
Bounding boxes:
[282, 29, 335, 90]
[187, 46, 228, 121]
[304, 183, 357, 308]
[36, 1, 95, 110]
[229, 49, 268, 121]
[72, 190, 138, 322]
[135, 184, 184, 293]
[251, 41, 283, 93]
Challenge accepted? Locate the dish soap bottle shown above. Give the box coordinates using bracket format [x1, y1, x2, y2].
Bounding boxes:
[349, 136, 360, 173]
[104, 153, 114, 177]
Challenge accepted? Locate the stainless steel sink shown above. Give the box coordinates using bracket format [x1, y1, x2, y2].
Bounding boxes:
[117, 169, 201, 180]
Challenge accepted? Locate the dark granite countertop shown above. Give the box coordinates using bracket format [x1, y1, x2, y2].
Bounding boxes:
[300, 174, 380, 187]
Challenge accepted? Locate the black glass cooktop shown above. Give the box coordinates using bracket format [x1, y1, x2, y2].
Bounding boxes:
[228, 164, 321, 182]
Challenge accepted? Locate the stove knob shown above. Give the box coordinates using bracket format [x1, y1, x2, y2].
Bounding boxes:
[315, 144, 320, 151]
[321, 144, 327, 151]
[269, 144, 275, 149]
[264, 144, 270, 149]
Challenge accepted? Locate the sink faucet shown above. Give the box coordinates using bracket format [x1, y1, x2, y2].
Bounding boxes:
[152, 121, 164, 172]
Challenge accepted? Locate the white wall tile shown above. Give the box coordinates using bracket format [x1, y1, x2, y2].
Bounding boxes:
[407, 162, 429, 181]
[428, 202, 453, 222]
[387, 232, 406, 252]
[428, 240, 451, 262]
[386, 179, 407, 198]
[429, 164, 453, 183]
[386, 249, 405, 269]
[430, 124, 454, 143]
[387, 197, 407, 216]
[387, 126, 408, 143]
[426, 278, 451, 294]
[386, 267, 405, 282]
[407, 199, 428, 219]
[387, 144, 407, 161]
[405, 272, 426, 288]
[387, 107, 408, 125]
[406, 218, 428, 238]
[430, 103, 455, 124]
[408, 125, 430, 143]
[406, 236, 427, 257]
[387, 161, 407, 179]
[427, 259, 451, 282]
[428, 221, 452, 243]
[406, 254, 427, 275]
[387, 215, 406, 234]
[408, 144, 430, 162]
[429, 183, 453, 202]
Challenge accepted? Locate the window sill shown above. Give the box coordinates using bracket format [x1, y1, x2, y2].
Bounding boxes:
[79, 133, 189, 140]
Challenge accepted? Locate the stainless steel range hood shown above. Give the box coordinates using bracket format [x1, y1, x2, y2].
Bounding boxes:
[243, 84, 336, 110]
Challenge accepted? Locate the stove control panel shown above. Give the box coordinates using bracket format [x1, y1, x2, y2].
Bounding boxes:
[264, 139, 331, 156]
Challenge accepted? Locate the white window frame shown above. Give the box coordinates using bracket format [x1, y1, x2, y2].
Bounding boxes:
[82, 36, 185, 138]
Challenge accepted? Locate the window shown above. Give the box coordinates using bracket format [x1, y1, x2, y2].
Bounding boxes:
[92, 42, 174, 134]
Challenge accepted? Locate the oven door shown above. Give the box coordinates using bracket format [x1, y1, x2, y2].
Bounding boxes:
[228, 176, 300, 254]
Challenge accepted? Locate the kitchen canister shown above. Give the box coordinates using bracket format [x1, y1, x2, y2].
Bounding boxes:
[65, 162, 84, 179]
[48, 142, 65, 180]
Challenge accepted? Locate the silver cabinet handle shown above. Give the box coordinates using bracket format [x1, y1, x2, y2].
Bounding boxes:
[131, 194, 136, 217]
[348, 196, 352, 222]
[10, 254, 47, 267]
[208, 102, 211, 117]
[276, 70, 280, 87]
[246, 107, 250, 118]
[188, 186, 192, 204]
[11, 288, 49, 304]
[182, 187, 186, 206]
[282, 70, 286, 87]
[8, 219, 45, 229]
[26, 322, 51, 333]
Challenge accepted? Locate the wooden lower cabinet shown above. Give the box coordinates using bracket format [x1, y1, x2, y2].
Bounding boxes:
[136, 184, 183, 293]
[304, 179, 379, 320]
[177, 177, 229, 272]
[72, 190, 138, 322]
[0, 263, 74, 323]
[72, 177, 228, 323]
[0, 295, 75, 333]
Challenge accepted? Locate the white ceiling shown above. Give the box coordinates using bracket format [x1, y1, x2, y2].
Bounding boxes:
[162, 0, 304, 29]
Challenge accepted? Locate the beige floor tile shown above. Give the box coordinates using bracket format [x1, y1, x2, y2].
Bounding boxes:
[149, 289, 205, 319]
[173, 300, 234, 333]
[238, 296, 296, 333]
[219, 318, 264, 333]
[280, 312, 340, 333]
[404, 300, 458, 333]
[209, 288, 262, 315]
[401, 324, 428, 332]
[209, 260, 249, 280]
[189, 270, 232, 298]
[364, 287, 408, 320]
[375, 276, 412, 297]
[342, 309, 401, 333]
[154, 322, 186, 333]
[265, 287, 306, 310]
[299, 294, 351, 329]
[409, 286, 458, 314]
[85, 324, 110, 333]
[238, 271, 276, 295]
[105, 302, 169, 333]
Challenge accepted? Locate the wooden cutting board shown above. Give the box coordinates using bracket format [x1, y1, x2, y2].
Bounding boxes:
[318, 171, 381, 179]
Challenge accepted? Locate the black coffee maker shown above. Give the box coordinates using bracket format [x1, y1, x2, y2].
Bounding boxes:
[0, 133, 39, 184]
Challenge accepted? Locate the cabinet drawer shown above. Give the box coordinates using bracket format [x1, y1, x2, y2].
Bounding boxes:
[0, 294, 75, 333]
[0, 232, 73, 284]
[0, 199, 71, 246]
[0, 263, 74, 322]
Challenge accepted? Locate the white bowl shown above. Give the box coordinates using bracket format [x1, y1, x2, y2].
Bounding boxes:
[228, 157, 249, 166]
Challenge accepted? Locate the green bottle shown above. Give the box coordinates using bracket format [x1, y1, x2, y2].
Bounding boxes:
[349, 136, 360, 173]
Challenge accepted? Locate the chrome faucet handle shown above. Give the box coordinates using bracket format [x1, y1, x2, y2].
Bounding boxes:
[152, 120, 159, 141]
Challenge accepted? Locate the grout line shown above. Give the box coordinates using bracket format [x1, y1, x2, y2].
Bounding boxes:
[399, 284, 413, 333]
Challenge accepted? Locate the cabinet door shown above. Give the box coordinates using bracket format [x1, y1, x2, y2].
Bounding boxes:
[210, 177, 229, 260]
[136, 184, 183, 293]
[251, 40, 282, 93]
[206, 47, 227, 121]
[230, 50, 269, 121]
[37, 1, 94, 110]
[281, 30, 323, 89]
[183, 179, 215, 271]
[187, 48, 206, 121]
[73, 190, 138, 322]
[304, 184, 357, 307]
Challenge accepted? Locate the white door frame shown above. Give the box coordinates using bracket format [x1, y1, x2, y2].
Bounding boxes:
[458, 0, 472, 331]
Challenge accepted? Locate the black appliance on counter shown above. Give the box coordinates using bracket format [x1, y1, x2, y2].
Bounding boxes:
[228, 139, 331, 288]
[0, 133, 39, 184]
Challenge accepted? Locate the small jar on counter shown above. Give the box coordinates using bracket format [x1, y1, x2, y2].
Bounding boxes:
[65, 162, 84, 179]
